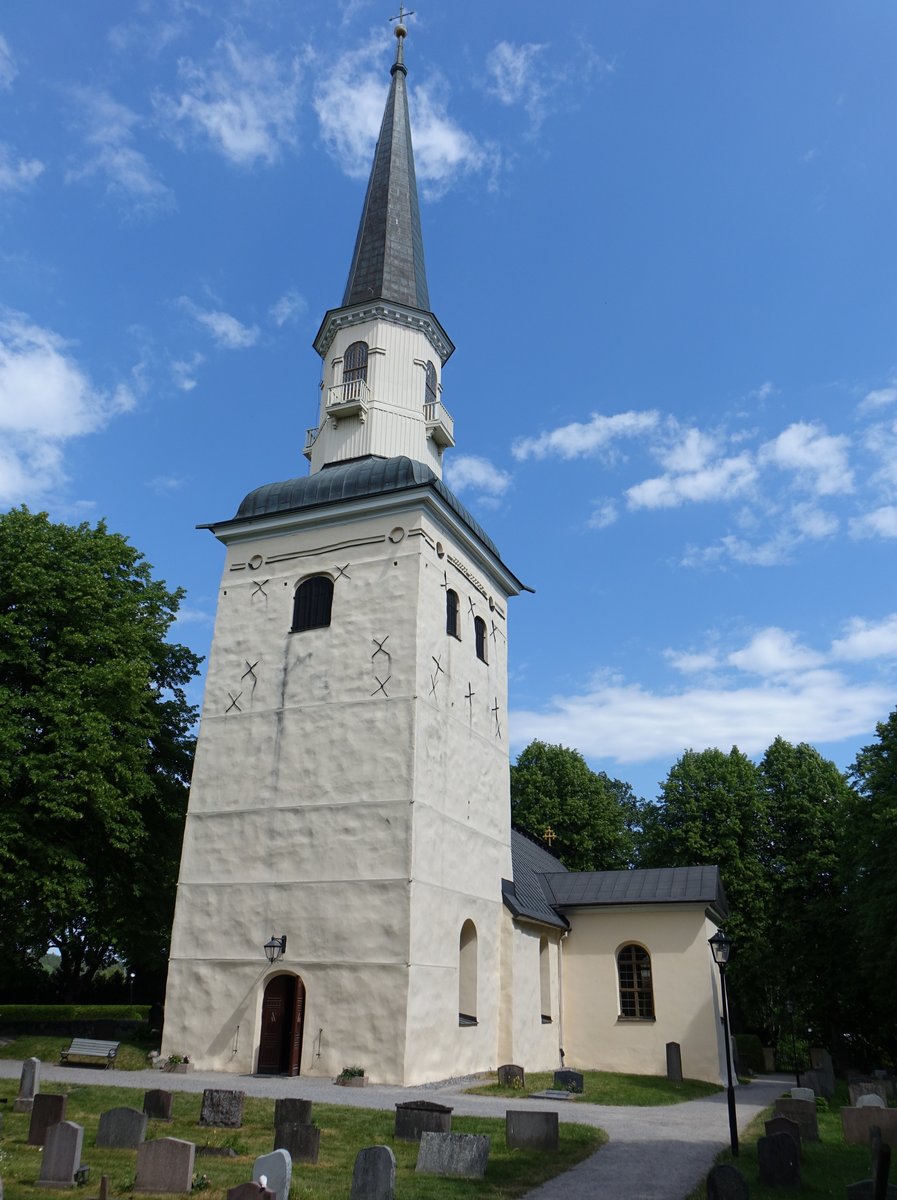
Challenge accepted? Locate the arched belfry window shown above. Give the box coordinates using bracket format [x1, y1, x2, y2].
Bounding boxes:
[344, 341, 368, 397]
[446, 589, 460, 639]
[617, 943, 655, 1019]
[424, 361, 437, 407]
[474, 616, 488, 663]
[459, 920, 478, 1025]
[292, 576, 334, 633]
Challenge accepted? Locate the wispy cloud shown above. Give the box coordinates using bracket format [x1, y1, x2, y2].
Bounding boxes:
[269, 288, 307, 327]
[513, 410, 660, 461]
[831, 614, 897, 662]
[171, 351, 205, 391]
[850, 505, 897, 540]
[486, 41, 550, 127]
[760, 421, 853, 495]
[156, 36, 302, 167]
[0, 33, 17, 90]
[859, 383, 897, 412]
[627, 452, 756, 510]
[149, 474, 185, 493]
[178, 297, 259, 349]
[444, 454, 511, 504]
[0, 143, 44, 192]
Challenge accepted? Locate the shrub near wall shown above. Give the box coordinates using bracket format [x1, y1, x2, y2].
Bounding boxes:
[0, 1005, 151, 1039]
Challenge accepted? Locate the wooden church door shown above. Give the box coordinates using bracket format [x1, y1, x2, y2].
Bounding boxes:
[258, 975, 305, 1076]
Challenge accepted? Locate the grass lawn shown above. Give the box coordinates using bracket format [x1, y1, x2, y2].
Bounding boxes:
[466, 1069, 722, 1106]
[688, 1085, 882, 1199]
[0, 1035, 152, 1072]
[0, 1076, 605, 1199]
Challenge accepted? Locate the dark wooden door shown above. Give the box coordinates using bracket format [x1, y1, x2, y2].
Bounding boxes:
[288, 977, 306, 1077]
[258, 975, 305, 1075]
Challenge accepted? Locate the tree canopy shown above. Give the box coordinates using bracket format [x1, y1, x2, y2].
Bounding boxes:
[0, 507, 201, 1001]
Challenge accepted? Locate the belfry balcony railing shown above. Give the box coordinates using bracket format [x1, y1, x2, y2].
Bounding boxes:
[303, 425, 321, 460]
[326, 377, 370, 419]
[424, 399, 455, 448]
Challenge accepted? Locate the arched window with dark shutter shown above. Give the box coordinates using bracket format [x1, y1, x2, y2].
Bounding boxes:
[474, 616, 488, 662]
[291, 576, 334, 632]
[343, 341, 368, 400]
[617, 943, 655, 1019]
[446, 589, 460, 639]
[424, 361, 437, 408]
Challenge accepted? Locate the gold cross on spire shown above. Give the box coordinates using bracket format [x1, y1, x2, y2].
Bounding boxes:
[543, 825, 556, 846]
[390, 4, 415, 25]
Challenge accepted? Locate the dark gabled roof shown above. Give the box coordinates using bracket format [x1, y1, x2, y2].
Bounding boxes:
[503, 829, 569, 930]
[217, 455, 503, 562]
[341, 35, 429, 311]
[542, 865, 729, 920]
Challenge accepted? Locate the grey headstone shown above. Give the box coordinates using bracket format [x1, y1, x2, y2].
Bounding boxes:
[765, 1115, 802, 1159]
[252, 1149, 291, 1200]
[28, 1094, 68, 1145]
[791, 1086, 815, 1102]
[274, 1122, 320, 1164]
[810, 1047, 836, 1094]
[416, 1131, 490, 1179]
[851, 1082, 891, 1107]
[553, 1069, 584, 1093]
[273, 1097, 311, 1127]
[143, 1089, 174, 1121]
[841, 1108, 897, 1146]
[666, 1041, 683, 1083]
[506, 1110, 559, 1151]
[199, 1089, 244, 1128]
[96, 1106, 148, 1149]
[14, 1057, 41, 1112]
[134, 1137, 195, 1194]
[227, 1186, 275, 1200]
[497, 1064, 525, 1089]
[758, 1131, 801, 1189]
[350, 1145, 396, 1200]
[802, 1067, 835, 1099]
[858, 1095, 888, 1109]
[774, 1098, 819, 1142]
[37, 1120, 84, 1189]
[394, 1100, 453, 1141]
[706, 1162, 750, 1200]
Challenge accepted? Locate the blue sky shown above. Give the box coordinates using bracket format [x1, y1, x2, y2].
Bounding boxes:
[2, 1, 896, 802]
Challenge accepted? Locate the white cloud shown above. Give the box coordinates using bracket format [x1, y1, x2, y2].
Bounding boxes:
[587, 500, 618, 529]
[269, 288, 307, 327]
[173, 605, 213, 626]
[0, 143, 44, 192]
[150, 474, 185, 493]
[664, 649, 719, 674]
[157, 37, 302, 167]
[760, 421, 853, 495]
[850, 505, 897, 539]
[0, 310, 134, 502]
[859, 384, 897, 412]
[789, 501, 838, 539]
[178, 298, 258, 349]
[832, 615, 897, 663]
[513, 410, 660, 461]
[0, 33, 16, 90]
[486, 41, 552, 127]
[171, 351, 204, 390]
[661, 428, 718, 473]
[444, 454, 511, 498]
[727, 627, 825, 677]
[66, 87, 173, 213]
[410, 85, 488, 199]
[626, 452, 756, 510]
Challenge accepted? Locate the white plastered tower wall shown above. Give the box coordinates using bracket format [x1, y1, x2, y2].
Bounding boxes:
[498, 913, 565, 1071]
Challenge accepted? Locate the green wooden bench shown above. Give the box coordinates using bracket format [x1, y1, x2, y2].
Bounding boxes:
[59, 1037, 119, 1068]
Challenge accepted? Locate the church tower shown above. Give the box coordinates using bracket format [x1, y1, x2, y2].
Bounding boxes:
[162, 18, 525, 1084]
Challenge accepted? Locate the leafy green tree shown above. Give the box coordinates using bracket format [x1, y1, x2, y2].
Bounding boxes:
[639, 746, 771, 1027]
[0, 507, 200, 1001]
[510, 740, 636, 869]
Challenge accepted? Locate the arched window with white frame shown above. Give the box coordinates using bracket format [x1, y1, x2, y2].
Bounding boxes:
[617, 943, 655, 1019]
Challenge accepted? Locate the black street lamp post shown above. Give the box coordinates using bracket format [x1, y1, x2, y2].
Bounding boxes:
[785, 1000, 801, 1087]
[709, 929, 739, 1158]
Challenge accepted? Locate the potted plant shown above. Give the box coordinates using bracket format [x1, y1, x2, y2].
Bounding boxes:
[165, 1053, 193, 1073]
[335, 1065, 367, 1087]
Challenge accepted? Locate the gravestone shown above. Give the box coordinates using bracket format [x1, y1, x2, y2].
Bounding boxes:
[273, 1098, 311, 1128]
[857, 1095, 888, 1109]
[666, 1042, 683, 1083]
[274, 1121, 320, 1164]
[227, 1186, 275, 1200]
[134, 1137, 195, 1193]
[553, 1069, 584, 1093]
[14, 1057, 41, 1113]
[394, 1101, 453, 1141]
[851, 1082, 891, 1107]
[416, 1132, 490, 1179]
[774, 1097, 819, 1142]
[803, 1067, 835, 1099]
[810, 1047, 836, 1097]
[37, 1120, 84, 1189]
[28, 1094, 68, 1145]
[765, 1115, 802, 1159]
[96, 1106, 148, 1149]
[199, 1090, 244, 1128]
[758, 1131, 801, 1189]
[497, 1064, 525, 1089]
[791, 1086, 815, 1102]
[706, 1163, 750, 1200]
[506, 1110, 559, 1151]
[144, 1089, 174, 1121]
[841, 1108, 897, 1147]
[98, 1177, 109, 1200]
[252, 1149, 291, 1200]
[350, 1145, 396, 1200]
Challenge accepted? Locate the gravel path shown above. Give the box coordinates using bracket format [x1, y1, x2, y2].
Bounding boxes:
[0, 1059, 788, 1198]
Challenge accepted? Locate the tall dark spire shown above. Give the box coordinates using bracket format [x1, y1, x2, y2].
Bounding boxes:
[341, 20, 430, 311]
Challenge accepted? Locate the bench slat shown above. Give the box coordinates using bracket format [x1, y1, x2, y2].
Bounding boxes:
[60, 1037, 120, 1068]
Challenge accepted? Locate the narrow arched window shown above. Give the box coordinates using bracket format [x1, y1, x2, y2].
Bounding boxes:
[459, 920, 478, 1025]
[424, 361, 437, 408]
[344, 341, 368, 399]
[617, 943, 655, 1019]
[474, 616, 488, 663]
[291, 576, 334, 632]
[446, 589, 460, 639]
[539, 936, 552, 1023]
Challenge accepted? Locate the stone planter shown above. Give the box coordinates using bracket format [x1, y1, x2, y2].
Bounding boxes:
[335, 1075, 367, 1087]
[165, 1063, 193, 1073]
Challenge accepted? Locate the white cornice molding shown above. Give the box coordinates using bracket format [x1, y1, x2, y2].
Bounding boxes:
[314, 301, 455, 365]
